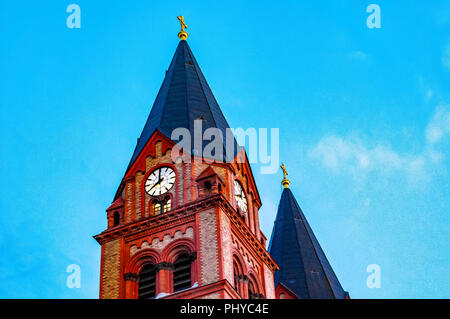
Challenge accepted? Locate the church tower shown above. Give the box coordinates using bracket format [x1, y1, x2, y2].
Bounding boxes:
[94, 18, 278, 299]
[268, 166, 348, 299]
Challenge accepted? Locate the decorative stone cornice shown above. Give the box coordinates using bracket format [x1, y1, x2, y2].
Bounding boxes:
[156, 262, 174, 271]
[237, 274, 249, 283]
[94, 194, 278, 272]
[153, 253, 197, 272]
[217, 197, 279, 272]
[93, 196, 216, 244]
[123, 272, 139, 282]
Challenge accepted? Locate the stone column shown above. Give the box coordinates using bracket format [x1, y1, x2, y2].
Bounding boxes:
[123, 272, 139, 299]
[157, 262, 174, 295]
[239, 274, 250, 299]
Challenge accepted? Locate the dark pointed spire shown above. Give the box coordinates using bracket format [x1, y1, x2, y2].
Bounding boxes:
[126, 40, 237, 172]
[268, 187, 347, 299]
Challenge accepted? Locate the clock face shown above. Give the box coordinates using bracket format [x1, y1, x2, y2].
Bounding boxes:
[234, 180, 248, 213]
[145, 167, 176, 196]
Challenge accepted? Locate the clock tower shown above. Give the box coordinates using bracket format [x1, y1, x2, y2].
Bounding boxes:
[94, 20, 278, 299]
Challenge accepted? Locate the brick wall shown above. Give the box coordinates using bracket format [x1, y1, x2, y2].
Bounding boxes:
[135, 172, 144, 219]
[198, 208, 219, 285]
[101, 239, 121, 299]
[202, 292, 221, 299]
[263, 264, 275, 299]
[125, 181, 133, 223]
[220, 212, 234, 285]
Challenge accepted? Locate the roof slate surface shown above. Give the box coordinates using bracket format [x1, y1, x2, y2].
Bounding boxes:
[126, 40, 237, 172]
[268, 188, 347, 299]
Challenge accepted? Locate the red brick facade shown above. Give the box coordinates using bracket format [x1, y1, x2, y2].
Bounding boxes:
[94, 130, 278, 299]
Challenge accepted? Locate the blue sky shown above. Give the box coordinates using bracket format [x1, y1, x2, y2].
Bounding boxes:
[1, 1, 449, 298]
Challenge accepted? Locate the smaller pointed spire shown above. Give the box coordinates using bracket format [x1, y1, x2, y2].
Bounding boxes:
[268, 186, 348, 299]
[280, 164, 290, 188]
[177, 16, 188, 40]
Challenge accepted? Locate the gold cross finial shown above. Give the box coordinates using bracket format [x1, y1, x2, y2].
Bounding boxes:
[281, 164, 290, 188]
[177, 16, 188, 40]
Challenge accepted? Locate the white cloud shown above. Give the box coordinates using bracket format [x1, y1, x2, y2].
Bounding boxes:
[309, 106, 450, 182]
[310, 136, 410, 173]
[425, 105, 450, 144]
[417, 76, 434, 103]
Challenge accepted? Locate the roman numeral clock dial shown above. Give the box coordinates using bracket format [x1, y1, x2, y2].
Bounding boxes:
[145, 167, 176, 196]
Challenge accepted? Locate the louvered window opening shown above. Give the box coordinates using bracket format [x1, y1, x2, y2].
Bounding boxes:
[138, 264, 157, 299]
[248, 280, 257, 299]
[233, 262, 240, 294]
[173, 254, 192, 292]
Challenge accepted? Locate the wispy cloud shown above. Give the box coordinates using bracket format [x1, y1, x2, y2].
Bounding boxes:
[425, 89, 434, 103]
[348, 51, 372, 63]
[417, 76, 434, 103]
[426, 105, 450, 144]
[309, 135, 427, 180]
[309, 105, 450, 182]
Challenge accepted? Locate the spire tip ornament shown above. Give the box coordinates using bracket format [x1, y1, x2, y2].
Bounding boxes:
[281, 164, 290, 188]
[177, 16, 188, 40]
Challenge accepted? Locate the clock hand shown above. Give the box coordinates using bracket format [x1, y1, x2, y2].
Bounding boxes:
[150, 177, 164, 191]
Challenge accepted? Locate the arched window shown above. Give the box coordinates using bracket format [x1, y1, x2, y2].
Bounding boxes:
[233, 261, 241, 295]
[248, 279, 256, 299]
[113, 211, 120, 227]
[204, 181, 212, 195]
[138, 263, 157, 299]
[163, 197, 171, 213]
[153, 202, 161, 215]
[173, 253, 192, 292]
[152, 197, 171, 216]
